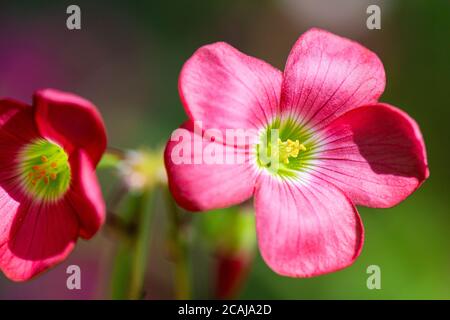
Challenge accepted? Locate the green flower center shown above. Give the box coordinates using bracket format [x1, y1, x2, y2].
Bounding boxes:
[17, 139, 71, 202]
[256, 117, 320, 177]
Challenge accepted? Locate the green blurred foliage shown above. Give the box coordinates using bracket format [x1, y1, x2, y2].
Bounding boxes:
[198, 206, 256, 254]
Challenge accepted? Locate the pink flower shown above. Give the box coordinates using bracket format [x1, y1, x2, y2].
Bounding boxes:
[0, 89, 107, 281]
[165, 29, 429, 277]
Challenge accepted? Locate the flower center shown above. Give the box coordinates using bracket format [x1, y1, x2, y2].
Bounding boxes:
[276, 138, 306, 164]
[256, 117, 319, 177]
[17, 139, 71, 202]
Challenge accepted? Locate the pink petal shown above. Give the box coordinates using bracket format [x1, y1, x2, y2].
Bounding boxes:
[281, 28, 385, 129]
[255, 173, 363, 277]
[33, 89, 107, 166]
[0, 188, 20, 253]
[67, 150, 106, 239]
[164, 122, 259, 211]
[179, 42, 282, 132]
[0, 195, 78, 281]
[314, 103, 429, 208]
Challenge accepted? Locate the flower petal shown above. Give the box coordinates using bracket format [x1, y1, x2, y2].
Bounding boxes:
[314, 103, 429, 208]
[34, 89, 107, 166]
[179, 42, 282, 132]
[255, 173, 363, 277]
[0, 99, 39, 144]
[67, 150, 106, 239]
[0, 196, 78, 281]
[0, 188, 20, 252]
[0, 100, 39, 185]
[281, 28, 385, 129]
[164, 122, 259, 211]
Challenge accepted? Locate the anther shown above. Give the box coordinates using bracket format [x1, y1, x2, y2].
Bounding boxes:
[277, 138, 307, 164]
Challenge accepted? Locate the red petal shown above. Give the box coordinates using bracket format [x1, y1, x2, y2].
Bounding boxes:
[34, 89, 107, 166]
[314, 103, 429, 208]
[0, 99, 40, 183]
[67, 150, 106, 239]
[0, 98, 39, 144]
[0, 198, 78, 281]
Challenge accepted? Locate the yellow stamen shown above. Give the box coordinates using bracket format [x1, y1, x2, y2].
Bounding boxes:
[277, 138, 306, 164]
[41, 155, 48, 162]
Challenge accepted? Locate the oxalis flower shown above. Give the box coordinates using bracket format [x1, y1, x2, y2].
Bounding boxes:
[0, 89, 106, 281]
[165, 29, 429, 277]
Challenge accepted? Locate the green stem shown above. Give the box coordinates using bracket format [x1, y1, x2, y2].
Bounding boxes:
[128, 190, 153, 299]
[110, 190, 154, 300]
[165, 189, 191, 299]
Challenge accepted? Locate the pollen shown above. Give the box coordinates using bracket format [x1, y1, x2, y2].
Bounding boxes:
[277, 138, 306, 164]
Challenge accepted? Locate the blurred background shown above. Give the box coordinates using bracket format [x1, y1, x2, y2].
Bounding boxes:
[0, 0, 449, 299]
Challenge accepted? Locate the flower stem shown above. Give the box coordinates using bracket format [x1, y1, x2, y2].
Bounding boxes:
[110, 190, 154, 300]
[128, 190, 153, 299]
[165, 189, 191, 299]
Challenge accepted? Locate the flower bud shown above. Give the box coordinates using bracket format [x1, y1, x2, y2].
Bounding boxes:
[199, 206, 256, 299]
